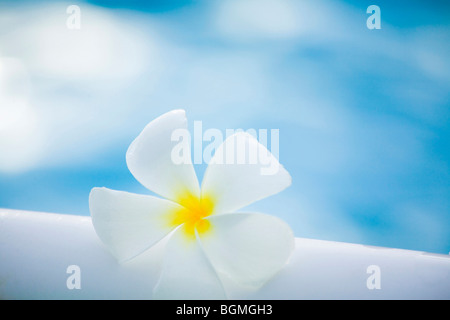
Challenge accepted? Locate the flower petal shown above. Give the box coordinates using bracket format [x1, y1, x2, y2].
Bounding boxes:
[198, 213, 295, 288]
[89, 187, 181, 262]
[201, 132, 291, 214]
[153, 225, 227, 299]
[126, 109, 200, 201]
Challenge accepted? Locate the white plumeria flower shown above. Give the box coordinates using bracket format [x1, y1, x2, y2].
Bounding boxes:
[89, 109, 294, 299]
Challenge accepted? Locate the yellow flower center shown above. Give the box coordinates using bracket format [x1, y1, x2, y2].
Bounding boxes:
[169, 192, 215, 239]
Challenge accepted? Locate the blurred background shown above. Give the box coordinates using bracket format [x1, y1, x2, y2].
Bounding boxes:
[0, 0, 449, 254]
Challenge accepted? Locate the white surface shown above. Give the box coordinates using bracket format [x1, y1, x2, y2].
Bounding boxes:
[0, 208, 449, 300]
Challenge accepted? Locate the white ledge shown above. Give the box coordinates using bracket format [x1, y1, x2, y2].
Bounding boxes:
[0, 208, 449, 300]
